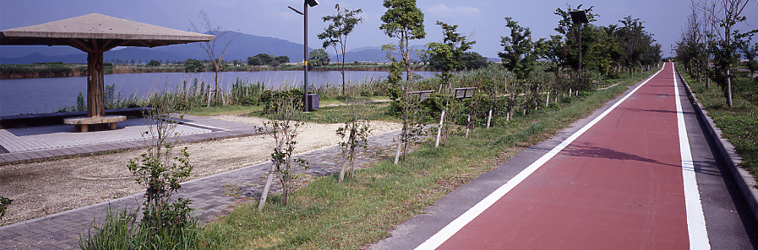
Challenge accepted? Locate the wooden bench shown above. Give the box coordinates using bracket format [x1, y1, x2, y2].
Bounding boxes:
[63, 115, 126, 132]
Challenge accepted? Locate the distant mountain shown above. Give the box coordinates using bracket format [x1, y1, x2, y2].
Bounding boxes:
[0, 32, 439, 64]
[334, 45, 425, 63]
[0, 31, 313, 64]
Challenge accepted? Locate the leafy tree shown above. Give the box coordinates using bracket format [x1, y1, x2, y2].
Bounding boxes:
[552, 5, 599, 70]
[426, 21, 476, 146]
[319, 4, 364, 95]
[248, 53, 275, 66]
[184, 58, 204, 72]
[461, 52, 489, 70]
[426, 21, 476, 87]
[380, 0, 426, 82]
[274, 55, 290, 65]
[308, 48, 330, 67]
[618, 16, 656, 76]
[499, 17, 535, 80]
[147, 60, 161, 67]
[675, 13, 701, 75]
[739, 34, 758, 77]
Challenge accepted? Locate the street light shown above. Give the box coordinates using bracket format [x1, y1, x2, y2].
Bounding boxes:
[569, 9, 588, 72]
[289, 0, 319, 111]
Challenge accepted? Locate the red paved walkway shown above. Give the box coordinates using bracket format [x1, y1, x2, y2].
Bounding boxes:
[424, 63, 705, 249]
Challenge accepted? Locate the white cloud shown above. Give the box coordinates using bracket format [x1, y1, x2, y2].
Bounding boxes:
[428, 4, 481, 16]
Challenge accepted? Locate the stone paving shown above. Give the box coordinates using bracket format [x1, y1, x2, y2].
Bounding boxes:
[0, 118, 211, 153]
[0, 114, 401, 249]
[0, 114, 260, 165]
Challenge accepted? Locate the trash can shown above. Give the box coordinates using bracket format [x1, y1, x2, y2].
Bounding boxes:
[307, 94, 319, 111]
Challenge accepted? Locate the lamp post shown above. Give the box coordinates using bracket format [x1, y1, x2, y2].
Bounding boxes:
[289, 0, 319, 111]
[569, 9, 589, 72]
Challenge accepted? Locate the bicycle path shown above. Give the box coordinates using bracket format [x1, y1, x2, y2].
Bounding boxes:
[374, 63, 757, 249]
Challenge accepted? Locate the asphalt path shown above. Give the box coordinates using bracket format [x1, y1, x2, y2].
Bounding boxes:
[372, 63, 757, 249]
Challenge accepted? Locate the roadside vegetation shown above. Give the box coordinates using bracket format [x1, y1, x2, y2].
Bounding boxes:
[675, 0, 757, 177]
[190, 67, 659, 249]
[678, 64, 758, 177]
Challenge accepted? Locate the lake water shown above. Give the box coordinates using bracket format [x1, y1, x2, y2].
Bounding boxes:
[0, 70, 437, 116]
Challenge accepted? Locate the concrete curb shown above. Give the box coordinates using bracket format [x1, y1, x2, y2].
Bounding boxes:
[675, 66, 758, 223]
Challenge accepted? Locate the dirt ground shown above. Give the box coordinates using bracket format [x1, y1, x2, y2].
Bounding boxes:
[0, 114, 401, 226]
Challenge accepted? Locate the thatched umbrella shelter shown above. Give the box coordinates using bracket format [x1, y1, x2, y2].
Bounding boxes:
[0, 13, 214, 130]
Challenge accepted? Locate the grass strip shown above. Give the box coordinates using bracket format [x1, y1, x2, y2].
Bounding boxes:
[677, 66, 758, 178]
[194, 69, 659, 249]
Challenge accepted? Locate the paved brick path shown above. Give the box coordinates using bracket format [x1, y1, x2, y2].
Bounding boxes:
[0, 114, 260, 165]
[0, 115, 401, 249]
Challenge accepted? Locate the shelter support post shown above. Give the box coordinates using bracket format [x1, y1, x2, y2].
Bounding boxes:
[87, 52, 105, 117]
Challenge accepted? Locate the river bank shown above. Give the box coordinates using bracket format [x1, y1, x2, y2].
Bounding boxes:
[1, 62, 431, 79]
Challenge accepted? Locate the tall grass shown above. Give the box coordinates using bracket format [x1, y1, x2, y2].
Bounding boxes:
[79, 205, 203, 250]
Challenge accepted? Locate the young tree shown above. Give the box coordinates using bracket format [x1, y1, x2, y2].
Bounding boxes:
[258, 94, 308, 211]
[336, 97, 371, 183]
[500, 17, 536, 120]
[383, 44, 425, 163]
[426, 21, 476, 90]
[190, 10, 239, 106]
[0, 196, 11, 220]
[319, 4, 364, 95]
[380, 0, 426, 82]
[426, 21, 476, 146]
[618, 16, 657, 76]
[553, 5, 599, 70]
[699, 0, 753, 107]
[127, 96, 193, 230]
[739, 34, 758, 77]
[500, 17, 536, 80]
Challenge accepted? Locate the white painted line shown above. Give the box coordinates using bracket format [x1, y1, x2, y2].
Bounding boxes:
[415, 66, 665, 250]
[672, 63, 711, 250]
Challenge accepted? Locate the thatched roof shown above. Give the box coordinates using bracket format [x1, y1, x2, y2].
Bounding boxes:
[0, 13, 214, 51]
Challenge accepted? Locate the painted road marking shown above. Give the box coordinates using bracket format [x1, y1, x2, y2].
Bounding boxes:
[415, 67, 665, 250]
[673, 64, 710, 249]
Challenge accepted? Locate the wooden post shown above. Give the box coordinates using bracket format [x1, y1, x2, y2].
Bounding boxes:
[87, 52, 105, 117]
[465, 107, 471, 138]
[435, 110, 445, 148]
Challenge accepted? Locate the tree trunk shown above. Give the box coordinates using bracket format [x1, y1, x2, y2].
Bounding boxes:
[214, 68, 220, 105]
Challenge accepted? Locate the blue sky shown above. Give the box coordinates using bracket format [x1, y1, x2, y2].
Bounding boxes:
[1, 0, 757, 58]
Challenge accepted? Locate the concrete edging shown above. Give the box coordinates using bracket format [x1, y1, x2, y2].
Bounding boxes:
[675, 66, 758, 223]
